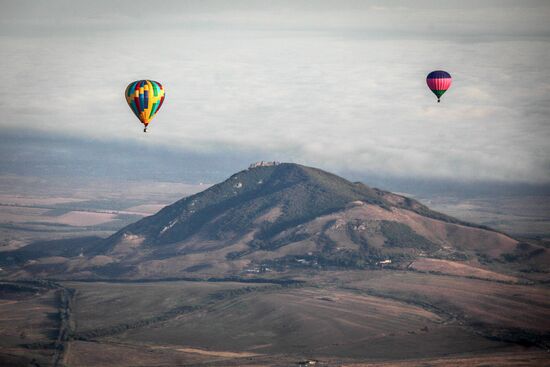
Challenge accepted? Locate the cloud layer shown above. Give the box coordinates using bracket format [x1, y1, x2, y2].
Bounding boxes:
[1, 1, 549, 183]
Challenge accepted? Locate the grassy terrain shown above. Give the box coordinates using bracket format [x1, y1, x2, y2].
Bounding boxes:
[65, 280, 275, 336]
[0, 282, 60, 366]
[408, 258, 520, 283]
[0, 175, 204, 251]
[1, 270, 549, 366]
[342, 350, 550, 367]
[116, 287, 500, 360]
[418, 195, 550, 238]
[43, 272, 549, 366]
[337, 270, 550, 345]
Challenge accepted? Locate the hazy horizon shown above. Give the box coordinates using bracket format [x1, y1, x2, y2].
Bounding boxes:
[2, 0, 550, 186]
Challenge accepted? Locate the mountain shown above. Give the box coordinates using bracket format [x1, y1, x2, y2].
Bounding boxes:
[109, 162, 476, 245]
[2, 163, 549, 366]
[3, 162, 546, 279]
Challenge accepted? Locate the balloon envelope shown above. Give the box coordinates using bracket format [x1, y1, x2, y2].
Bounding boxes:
[125, 80, 165, 128]
[426, 71, 451, 102]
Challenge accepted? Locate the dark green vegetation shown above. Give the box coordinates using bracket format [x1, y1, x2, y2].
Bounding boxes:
[109, 163, 386, 246]
[380, 221, 439, 251]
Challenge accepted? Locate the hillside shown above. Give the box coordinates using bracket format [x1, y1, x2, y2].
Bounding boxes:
[108, 162, 481, 246]
[1, 163, 549, 366]
[2, 162, 546, 280]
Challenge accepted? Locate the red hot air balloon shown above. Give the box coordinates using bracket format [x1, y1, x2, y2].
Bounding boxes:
[426, 71, 452, 103]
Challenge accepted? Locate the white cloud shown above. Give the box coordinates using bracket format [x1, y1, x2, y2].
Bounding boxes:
[1, 1, 550, 183]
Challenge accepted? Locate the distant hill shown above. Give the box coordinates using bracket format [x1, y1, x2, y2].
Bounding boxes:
[107, 162, 477, 245]
[2, 162, 547, 279]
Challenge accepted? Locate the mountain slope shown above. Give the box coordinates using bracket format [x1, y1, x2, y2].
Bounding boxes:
[108, 163, 478, 247]
[4, 162, 544, 279]
[86, 163, 526, 277]
[109, 163, 387, 245]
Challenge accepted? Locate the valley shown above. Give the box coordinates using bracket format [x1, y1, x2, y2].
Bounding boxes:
[0, 165, 549, 366]
[2, 271, 548, 366]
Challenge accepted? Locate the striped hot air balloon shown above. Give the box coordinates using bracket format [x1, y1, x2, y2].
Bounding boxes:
[125, 80, 165, 132]
[426, 71, 452, 103]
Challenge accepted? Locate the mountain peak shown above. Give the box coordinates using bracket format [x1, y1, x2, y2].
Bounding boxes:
[109, 163, 391, 246]
[104, 162, 510, 256]
[2, 162, 525, 279]
[56, 162, 517, 276]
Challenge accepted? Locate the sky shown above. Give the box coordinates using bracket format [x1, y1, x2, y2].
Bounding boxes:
[1, 0, 550, 186]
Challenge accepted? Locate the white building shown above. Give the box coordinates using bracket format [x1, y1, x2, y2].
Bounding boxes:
[248, 161, 280, 169]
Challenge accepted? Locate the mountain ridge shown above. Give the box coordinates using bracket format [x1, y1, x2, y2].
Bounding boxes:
[104, 163, 494, 254]
[3, 162, 544, 280]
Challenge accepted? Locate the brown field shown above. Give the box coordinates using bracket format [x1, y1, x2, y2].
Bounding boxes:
[409, 258, 520, 282]
[421, 195, 550, 237]
[117, 287, 449, 356]
[1, 270, 549, 366]
[0, 175, 204, 200]
[0, 195, 87, 207]
[159, 346, 259, 357]
[123, 204, 167, 215]
[59, 277, 534, 365]
[54, 212, 118, 226]
[0, 206, 50, 222]
[343, 350, 550, 367]
[63, 341, 550, 367]
[0, 204, 117, 227]
[65, 280, 274, 334]
[339, 270, 550, 333]
[64, 340, 239, 367]
[0, 204, 121, 253]
[0, 283, 59, 366]
[65, 340, 307, 367]
[0, 176, 205, 250]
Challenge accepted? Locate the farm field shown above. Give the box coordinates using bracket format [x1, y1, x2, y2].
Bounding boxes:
[4, 271, 537, 366]
[337, 270, 550, 337]
[420, 195, 550, 238]
[341, 350, 550, 367]
[407, 258, 520, 282]
[65, 280, 275, 335]
[0, 175, 204, 252]
[0, 282, 61, 366]
[1, 272, 549, 366]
